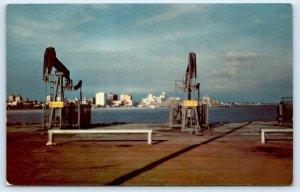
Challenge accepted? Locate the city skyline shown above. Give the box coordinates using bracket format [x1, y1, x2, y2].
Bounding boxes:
[6, 4, 292, 103]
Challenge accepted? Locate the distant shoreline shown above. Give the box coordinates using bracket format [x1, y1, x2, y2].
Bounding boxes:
[6, 103, 277, 111]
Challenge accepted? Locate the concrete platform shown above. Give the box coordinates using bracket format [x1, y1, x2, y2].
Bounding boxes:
[6, 121, 293, 186]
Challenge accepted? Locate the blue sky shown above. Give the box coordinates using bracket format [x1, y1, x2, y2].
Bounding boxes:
[6, 4, 292, 102]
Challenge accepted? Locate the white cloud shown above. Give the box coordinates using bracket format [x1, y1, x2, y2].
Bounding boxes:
[10, 16, 56, 38]
[139, 5, 204, 25]
[70, 16, 96, 28]
[209, 67, 237, 77]
[11, 25, 33, 38]
[225, 51, 260, 58]
[254, 18, 263, 24]
[225, 51, 264, 68]
[206, 51, 268, 91]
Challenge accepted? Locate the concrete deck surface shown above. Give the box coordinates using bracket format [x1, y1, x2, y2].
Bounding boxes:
[6, 121, 293, 186]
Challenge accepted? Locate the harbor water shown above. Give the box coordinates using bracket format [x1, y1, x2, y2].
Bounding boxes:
[6, 105, 277, 125]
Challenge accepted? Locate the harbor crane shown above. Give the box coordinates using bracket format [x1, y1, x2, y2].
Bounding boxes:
[169, 52, 208, 133]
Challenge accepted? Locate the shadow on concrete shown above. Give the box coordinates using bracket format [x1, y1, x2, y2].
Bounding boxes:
[106, 121, 252, 185]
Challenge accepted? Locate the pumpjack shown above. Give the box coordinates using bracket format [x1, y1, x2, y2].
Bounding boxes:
[169, 52, 209, 133]
[42, 47, 91, 130]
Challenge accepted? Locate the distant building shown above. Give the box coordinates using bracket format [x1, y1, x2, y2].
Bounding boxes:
[8, 95, 16, 102]
[107, 92, 118, 105]
[46, 95, 53, 103]
[120, 94, 132, 106]
[113, 100, 122, 107]
[210, 98, 220, 106]
[89, 97, 96, 105]
[120, 94, 132, 102]
[202, 95, 211, 107]
[107, 93, 118, 101]
[141, 92, 166, 106]
[96, 92, 106, 106]
[202, 95, 221, 107]
[141, 94, 155, 106]
[15, 95, 22, 102]
[82, 97, 93, 105]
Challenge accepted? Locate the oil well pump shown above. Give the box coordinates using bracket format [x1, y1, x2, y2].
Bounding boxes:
[42, 47, 91, 130]
[169, 52, 209, 133]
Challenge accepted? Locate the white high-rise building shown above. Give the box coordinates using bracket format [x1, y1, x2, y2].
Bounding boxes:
[96, 92, 106, 106]
[141, 91, 166, 106]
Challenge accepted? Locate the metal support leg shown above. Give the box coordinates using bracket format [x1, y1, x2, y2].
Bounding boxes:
[148, 132, 152, 145]
[194, 107, 201, 133]
[261, 131, 266, 144]
[46, 132, 54, 145]
[78, 104, 81, 129]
